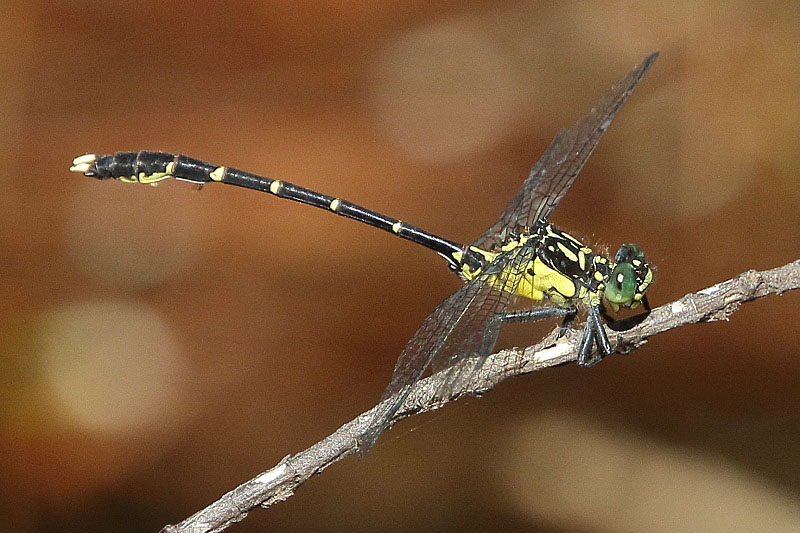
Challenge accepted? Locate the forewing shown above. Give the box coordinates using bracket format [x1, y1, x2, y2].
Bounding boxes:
[473, 52, 658, 251]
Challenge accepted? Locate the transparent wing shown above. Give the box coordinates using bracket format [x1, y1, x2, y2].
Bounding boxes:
[357, 244, 535, 454]
[473, 52, 658, 251]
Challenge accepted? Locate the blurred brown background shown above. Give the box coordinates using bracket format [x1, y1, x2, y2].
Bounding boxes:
[2, 1, 799, 531]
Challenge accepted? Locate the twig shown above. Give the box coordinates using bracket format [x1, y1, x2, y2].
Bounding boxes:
[161, 259, 800, 533]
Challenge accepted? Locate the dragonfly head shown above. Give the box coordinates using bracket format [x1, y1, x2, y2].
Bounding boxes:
[604, 243, 653, 312]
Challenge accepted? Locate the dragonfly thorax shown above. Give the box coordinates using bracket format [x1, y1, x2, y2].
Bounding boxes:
[524, 223, 602, 305]
[457, 223, 652, 311]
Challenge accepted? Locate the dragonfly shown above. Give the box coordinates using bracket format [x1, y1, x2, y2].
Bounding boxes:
[70, 51, 657, 454]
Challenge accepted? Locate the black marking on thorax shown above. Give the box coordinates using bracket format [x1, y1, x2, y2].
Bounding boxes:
[536, 224, 594, 285]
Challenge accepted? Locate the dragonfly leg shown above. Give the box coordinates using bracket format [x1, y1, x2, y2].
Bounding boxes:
[591, 305, 612, 355]
[557, 308, 578, 339]
[490, 306, 575, 324]
[481, 306, 574, 356]
[578, 305, 614, 367]
[577, 317, 596, 366]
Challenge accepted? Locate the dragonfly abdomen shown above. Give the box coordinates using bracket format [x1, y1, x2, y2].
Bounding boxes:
[70, 151, 478, 271]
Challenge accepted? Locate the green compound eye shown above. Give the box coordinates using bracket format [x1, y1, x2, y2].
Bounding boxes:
[605, 262, 637, 309]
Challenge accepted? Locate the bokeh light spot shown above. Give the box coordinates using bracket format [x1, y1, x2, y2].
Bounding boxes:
[500, 411, 800, 531]
[369, 20, 522, 163]
[38, 299, 185, 436]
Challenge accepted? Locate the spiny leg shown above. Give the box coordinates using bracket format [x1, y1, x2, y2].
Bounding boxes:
[557, 308, 578, 339]
[432, 305, 577, 401]
[577, 318, 596, 366]
[481, 306, 575, 356]
[583, 296, 654, 366]
[591, 305, 612, 355]
[577, 305, 614, 367]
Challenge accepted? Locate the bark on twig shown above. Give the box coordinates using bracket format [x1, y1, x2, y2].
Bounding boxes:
[161, 259, 800, 533]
